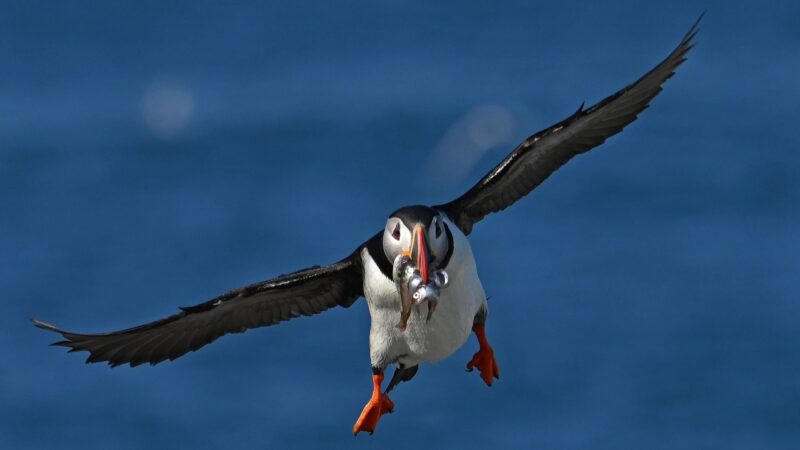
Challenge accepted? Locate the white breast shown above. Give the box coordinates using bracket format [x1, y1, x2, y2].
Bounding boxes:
[362, 219, 486, 369]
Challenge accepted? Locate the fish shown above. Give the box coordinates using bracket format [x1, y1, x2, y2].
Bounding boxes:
[392, 255, 416, 330]
[392, 256, 449, 329]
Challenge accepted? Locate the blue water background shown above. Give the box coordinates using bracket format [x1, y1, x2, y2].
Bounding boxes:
[2, 1, 799, 449]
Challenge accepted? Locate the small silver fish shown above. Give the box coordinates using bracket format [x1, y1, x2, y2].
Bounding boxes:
[419, 270, 449, 322]
[392, 255, 415, 331]
[393, 255, 450, 329]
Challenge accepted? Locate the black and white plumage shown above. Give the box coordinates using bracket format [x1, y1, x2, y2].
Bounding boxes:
[34, 17, 700, 433]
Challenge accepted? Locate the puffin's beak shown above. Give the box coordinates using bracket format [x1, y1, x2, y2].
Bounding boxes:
[409, 224, 430, 284]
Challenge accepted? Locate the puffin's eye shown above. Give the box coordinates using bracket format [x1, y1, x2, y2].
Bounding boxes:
[435, 220, 442, 238]
[392, 224, 401, 241]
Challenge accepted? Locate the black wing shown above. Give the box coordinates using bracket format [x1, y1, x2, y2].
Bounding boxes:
[33, 251, 364, 367]
[437, 16, 701, 234]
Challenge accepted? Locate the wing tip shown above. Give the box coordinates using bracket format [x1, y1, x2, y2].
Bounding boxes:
[32, 319, 82, 344]
[682, 12, 704, 47]
[33, 318, 114, 365]
[31, 318, 59, 332]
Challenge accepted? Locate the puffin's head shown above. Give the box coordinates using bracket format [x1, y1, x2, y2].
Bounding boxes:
[382, 205, 450, 282]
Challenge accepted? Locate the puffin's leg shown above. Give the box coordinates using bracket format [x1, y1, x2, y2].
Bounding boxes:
[466, 307, 500, 386]
[352, 367, 395, 436]
[385, 364, 419, 394]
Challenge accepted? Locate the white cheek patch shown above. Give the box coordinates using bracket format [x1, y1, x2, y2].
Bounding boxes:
[383, 220, 413, 262]
[398, 226, 411, 253]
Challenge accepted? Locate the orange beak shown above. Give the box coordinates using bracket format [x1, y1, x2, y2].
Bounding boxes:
[409, 224, 430, 284]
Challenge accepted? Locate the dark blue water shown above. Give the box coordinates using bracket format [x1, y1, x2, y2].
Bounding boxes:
[3, 1, 799, 449]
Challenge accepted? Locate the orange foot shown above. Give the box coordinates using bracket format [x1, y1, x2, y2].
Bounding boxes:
[466, 323, 500, 386]
[353, 372, 395, 436]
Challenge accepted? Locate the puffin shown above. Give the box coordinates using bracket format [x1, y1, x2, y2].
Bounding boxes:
[33, 17, 700, 435]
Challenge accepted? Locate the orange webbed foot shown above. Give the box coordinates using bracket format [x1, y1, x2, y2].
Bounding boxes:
[466, 324, 500, 386]
[353, 372, 394, 436]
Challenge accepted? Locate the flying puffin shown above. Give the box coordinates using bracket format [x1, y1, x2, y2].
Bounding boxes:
[33, 18, 700, 435]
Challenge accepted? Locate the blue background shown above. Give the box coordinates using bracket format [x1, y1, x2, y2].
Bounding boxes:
[3, 1, 798, 449]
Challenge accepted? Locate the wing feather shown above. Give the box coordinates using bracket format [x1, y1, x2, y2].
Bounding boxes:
[33, 250, 364, 367]
[437, 16, 701, 234]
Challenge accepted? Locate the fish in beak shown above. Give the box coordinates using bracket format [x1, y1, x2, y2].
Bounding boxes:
[393, 224, 440, 330]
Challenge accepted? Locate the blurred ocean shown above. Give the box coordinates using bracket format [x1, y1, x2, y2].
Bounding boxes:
[2, 1, 799, 449]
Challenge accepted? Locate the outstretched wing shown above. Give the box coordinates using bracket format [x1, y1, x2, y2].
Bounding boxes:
[437, 16, 701, 234]
[33, 252, 364, 367]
